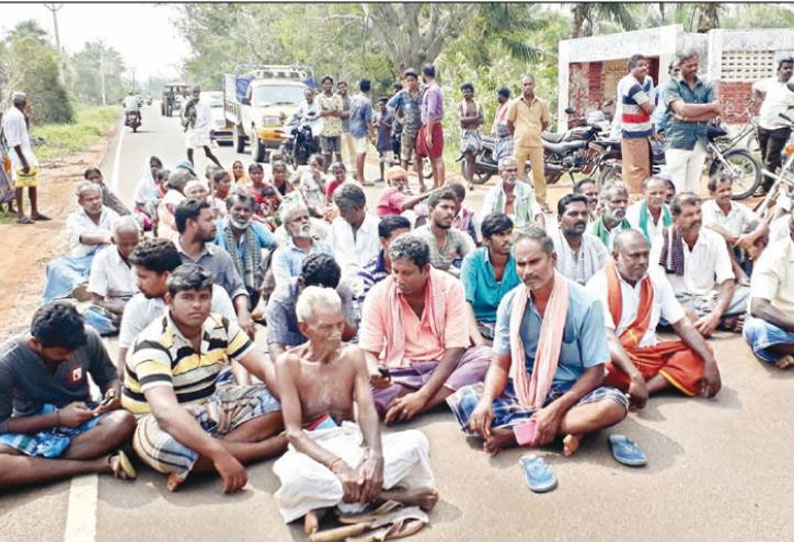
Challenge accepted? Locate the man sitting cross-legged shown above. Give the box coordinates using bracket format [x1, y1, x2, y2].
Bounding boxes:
[550, 193, 609, 286]
[587, 230, 721, 404]
[0, 302, 137, 488]
[359, 234, 492, 423]
[123, 264, 285, 493]
[745, 213, 794, 369]
[272, 287, 437, 525]
[447, 226, 628, 456]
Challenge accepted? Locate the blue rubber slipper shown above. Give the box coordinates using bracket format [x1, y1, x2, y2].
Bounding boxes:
[518, 453, 557, 493]
[608, 434, 647, 467]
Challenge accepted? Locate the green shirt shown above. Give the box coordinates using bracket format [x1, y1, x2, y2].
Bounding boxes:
[662, 75, 716, 151]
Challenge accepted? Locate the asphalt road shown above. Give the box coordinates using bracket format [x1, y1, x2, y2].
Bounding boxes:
[2, 104, 793, 542]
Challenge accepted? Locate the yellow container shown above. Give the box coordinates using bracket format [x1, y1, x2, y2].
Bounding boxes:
[15, 166, 38, 187]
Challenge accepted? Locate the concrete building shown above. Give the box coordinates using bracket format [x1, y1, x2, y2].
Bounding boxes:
[557, 24, 794, 132]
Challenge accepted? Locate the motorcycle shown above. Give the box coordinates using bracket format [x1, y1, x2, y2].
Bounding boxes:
[124, 110, 141, 133]
[540, 111, 612, 185]
[277, 124, 316, 169]
[596, 122, 761, 199]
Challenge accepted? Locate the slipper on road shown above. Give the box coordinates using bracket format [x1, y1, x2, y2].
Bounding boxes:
[608, 434, 647, 467]
[518, 453, 557, 493]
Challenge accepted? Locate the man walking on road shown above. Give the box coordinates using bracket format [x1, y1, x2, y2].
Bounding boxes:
[1, 92, 49, 224]
[752, 56, 794, 194]
[507, 75, 550, 211]
[183, 86, 223, 171]
[417, 64, 445, 188]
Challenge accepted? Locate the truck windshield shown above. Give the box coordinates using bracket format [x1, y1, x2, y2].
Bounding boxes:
[253, 85, 306, 107]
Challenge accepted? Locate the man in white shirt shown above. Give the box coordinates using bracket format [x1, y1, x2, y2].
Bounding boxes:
[328, 182, 380, 275]
[588, 230, 720, 404]
[752, 56, 794, 194]
[589, 182, 633, 251]
[183, 86, 223, 170]
[650, 192, 750, 337]
[122, 92, 140, 112]
[1, 92, 49, 224]
[117, 238, 237, 380]
[744, 214, 794, 368]
[626, 175, 672, 243]
[85, 216, 140, 335]
[552, 193, 609, 285]
[43, 182, 120, 304]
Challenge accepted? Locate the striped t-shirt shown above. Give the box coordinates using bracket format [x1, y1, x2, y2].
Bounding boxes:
[619, 74, 654, 138]
[122, 312, 254, 415]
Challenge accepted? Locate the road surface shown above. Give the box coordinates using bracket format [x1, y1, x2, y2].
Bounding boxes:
[2, 105, 793, 542]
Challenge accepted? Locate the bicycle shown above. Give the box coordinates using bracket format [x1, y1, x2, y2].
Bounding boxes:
[752, 110, 794, 222]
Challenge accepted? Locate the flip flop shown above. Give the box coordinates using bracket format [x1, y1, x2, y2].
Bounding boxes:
[110, 450, 137, 480]
[717, 314, 744, 333]
[338, 500, 403, 524]
[345, 515, 428, 542]
[518, 453, 557, 493]
[16, 216, 34, 224]
[608, 434, 647, 467]
[31, 213, 51, 221]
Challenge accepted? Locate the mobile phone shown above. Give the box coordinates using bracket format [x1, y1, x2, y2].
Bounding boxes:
[377, 366, 391, 379]
[513, 419, 537, 447]
[99, 395, 114, 407]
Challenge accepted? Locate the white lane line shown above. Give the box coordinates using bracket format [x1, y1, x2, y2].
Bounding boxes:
[63, 474, 98, 542]
[110, 120, 126, 193]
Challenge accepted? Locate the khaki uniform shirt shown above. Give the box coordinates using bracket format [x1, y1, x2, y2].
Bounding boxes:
[507, 95, 550, 148]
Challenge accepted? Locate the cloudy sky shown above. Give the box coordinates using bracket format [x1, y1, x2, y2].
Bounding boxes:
[0, 3, 191, 80]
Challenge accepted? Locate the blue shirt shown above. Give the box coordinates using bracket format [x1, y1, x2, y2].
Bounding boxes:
[663, 75, 716, 150]
[271, 238, 334, 287]
[213, 220, 278, 257]
[387, 90, 422, 136]
[460, 247, 520, 324]
[493, 278, 609, 390]
[349, 94, 373, 138]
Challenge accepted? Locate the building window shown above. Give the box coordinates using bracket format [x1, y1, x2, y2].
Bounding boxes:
[721, 50, 775, 82]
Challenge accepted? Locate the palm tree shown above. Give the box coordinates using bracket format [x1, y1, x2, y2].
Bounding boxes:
[570, 3, 636, 39]
[5, 20, 49, 44]
[477, 4, 547, 63]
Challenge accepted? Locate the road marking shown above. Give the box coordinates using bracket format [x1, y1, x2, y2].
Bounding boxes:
[110, 120, 126, 193]
[63, 474, 98, 542]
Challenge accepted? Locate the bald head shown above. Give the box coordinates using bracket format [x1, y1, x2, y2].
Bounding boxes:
[613, 229, 648, 255]
[112, 216, 141, 261]
[613, 229, 650, 283]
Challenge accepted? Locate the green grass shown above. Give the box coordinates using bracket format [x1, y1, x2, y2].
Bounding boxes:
[31, 106, 119, 161]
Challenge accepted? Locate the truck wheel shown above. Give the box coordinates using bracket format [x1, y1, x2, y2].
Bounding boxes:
[234, 126, 246, 154]
[160, 103, 165, 116]
[251, 131, 265, 162]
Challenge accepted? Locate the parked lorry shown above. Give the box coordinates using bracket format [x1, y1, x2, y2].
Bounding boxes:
[161, 83, 190, 117]
[223, 64, 313, 162]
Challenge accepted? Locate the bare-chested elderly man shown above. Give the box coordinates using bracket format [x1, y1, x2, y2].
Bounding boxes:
[273, 286, 437, 527]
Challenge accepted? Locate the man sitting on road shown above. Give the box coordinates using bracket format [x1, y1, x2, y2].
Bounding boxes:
[651, 192, 750, 336]
[353, 215, 412, 317]
[267, 254, 358, 363]
[375, 166, 433, 218]
[175, 198, 255, 338]
[85, 216, 140, 336]
[551, 194, 609, 285]
[461, 213, 521, 344]
[272, 286, 438, 525]
[117, 239, 237, 381]
[745, 213, 794, 369]
[213, 192, 278, 311]
[43, 181, 121, 304]
[359, 234, 492, 423]
[702, 173, 768, 280]
[0, 302, 137, 488]
[626, 175, 672, 243]
[414, 188, 475, 278]
[271, 201, 334, 287]
[123, 264, 285, 494]
[447, 226, 628, 456]
[328, 183, 381, 274]
[481, 157, 544, 230]
[589, 182, 633, 251]
[588, 230, 721, 404]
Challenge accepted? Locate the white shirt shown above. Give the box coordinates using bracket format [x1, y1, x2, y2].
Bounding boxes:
[122, 95, 140, 111]
[701, 199, 758, 238]
[588, 267, 685, 348]
[65, 206, 120, 257]
[118, 285, 237, 349]
[327, 213, 381, 274]
[752, 77, 794, 130]
[626, 201, 669, 242]
[87, 245, 138, 299]
[1, 106, 36, 173]
[194, 100, 212, 132]
[751, 236, 794, 314]
[551, 228, 609, 285]
[650, 227, 735, 296]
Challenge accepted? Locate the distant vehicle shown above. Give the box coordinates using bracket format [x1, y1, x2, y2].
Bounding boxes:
[145, 95, 153, 106]
[161, 83, 190, 117]
[125, 110, 141, 133]
[224, 64, 312, 162]
[201, 90, 233, 146]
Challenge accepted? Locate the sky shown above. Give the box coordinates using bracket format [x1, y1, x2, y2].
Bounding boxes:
[0, 3, 191, 80]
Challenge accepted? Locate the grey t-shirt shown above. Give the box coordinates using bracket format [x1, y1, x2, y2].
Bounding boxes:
[415, 225, 475, 272]
[0, 328, 117, 428]
[341, 95, 351, 133]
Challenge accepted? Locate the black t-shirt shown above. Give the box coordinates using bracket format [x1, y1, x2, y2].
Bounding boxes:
[0, 328, 117, 428]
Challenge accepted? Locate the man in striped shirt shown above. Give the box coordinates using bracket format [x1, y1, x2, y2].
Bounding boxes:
[123, 264, 284, 494]
[618, 54, 656, 195]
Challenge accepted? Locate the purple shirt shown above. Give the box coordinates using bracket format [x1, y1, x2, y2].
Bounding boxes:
[421, 82, 443, 126]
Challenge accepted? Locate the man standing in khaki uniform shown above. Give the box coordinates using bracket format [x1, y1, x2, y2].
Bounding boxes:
[507, 75, 550, 209]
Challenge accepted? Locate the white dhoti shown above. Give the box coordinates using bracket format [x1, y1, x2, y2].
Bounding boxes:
[185, 128, 211, 149]
[273, 422, 436, 523]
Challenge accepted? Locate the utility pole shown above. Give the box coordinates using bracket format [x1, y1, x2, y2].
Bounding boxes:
[131, 68, 136, 93]
[99, 43, 107, 105]
[44, 3, 65, 85]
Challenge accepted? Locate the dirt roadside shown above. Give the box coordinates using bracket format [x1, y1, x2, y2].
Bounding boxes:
[0, 123, 119, 340]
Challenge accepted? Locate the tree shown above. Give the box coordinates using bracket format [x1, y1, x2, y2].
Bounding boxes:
[67, 41, 126, 105]
[569, 3, 635, 39]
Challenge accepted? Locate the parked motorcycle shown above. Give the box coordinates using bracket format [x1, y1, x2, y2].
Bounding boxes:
[541, 111, 612, 185]
[277, 124, 316, 169]
[124, 110, 141, 133]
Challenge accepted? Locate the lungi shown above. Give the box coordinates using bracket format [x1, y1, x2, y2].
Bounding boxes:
[0, 404, 106, 458]
[621, 137, 651, 195]
[744, 315, 794, 363]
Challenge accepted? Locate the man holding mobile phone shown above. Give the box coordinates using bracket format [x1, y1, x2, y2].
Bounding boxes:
[447, 226, 629, 456]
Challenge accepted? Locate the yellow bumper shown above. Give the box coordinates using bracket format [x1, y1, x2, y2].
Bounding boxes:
[256, 126, 287, 145]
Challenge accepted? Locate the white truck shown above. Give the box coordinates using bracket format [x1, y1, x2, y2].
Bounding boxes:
[223, 64, 312, 162]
